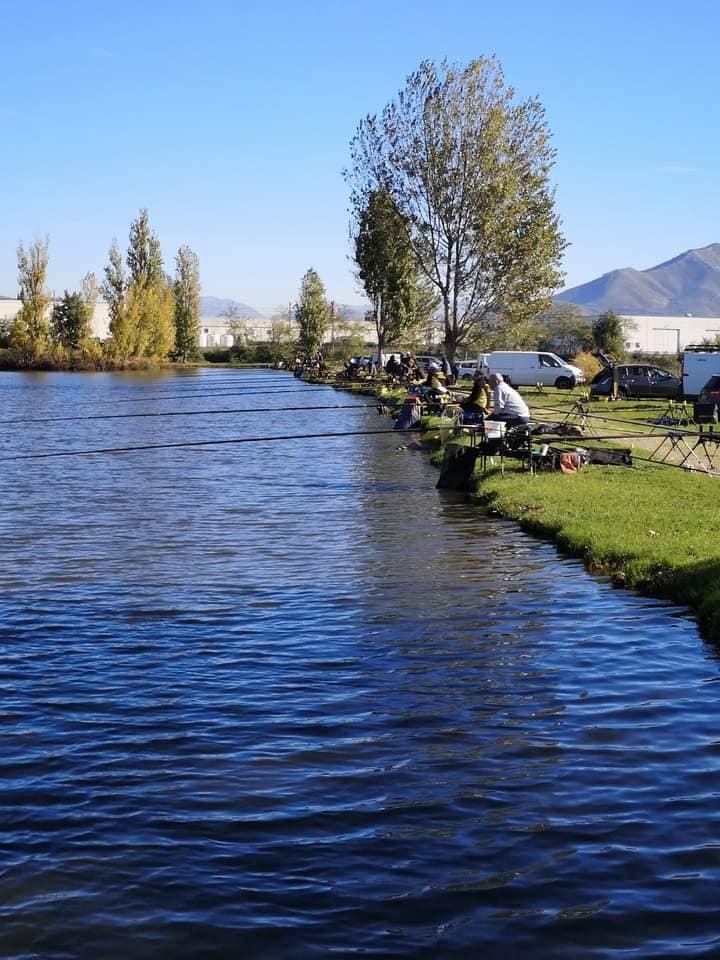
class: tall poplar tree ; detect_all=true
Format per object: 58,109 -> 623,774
102,239 -> 131,357
103,210 -> 174,359
173,245 -> 201,361
13,237 -> 51,358
354,189 -> 419,361
295,268 -> 330,355
347,57 -> 566,360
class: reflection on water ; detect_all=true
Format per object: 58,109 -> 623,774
1,369 -> 720,959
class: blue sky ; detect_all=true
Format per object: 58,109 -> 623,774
1,0 -> 719,314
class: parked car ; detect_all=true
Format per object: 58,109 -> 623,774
590,364 -> 682,399
415,354 -> 442,372
455,360 -> 480,379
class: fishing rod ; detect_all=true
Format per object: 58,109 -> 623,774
0,401 -> 379,427
17,384 -> 338,409
0,426 -> 419,463
530,401 -> 705,439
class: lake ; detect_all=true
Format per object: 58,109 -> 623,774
1,368 -> 719,959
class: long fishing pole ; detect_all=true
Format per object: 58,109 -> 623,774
531,401 -> 705,439
0,427 -> 419,463
22,384 -> 338,409
0,401 -> 380,426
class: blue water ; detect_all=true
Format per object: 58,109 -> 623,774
1,368 -> 719,959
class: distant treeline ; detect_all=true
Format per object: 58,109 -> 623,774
1,210 -> 201,370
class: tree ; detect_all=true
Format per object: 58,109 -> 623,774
173,245 -> 201,361
127,209 -> 163,291
592,310 -> 627,360
347,57 -> 566,360
13,237 -> 51,357
80,271 -> 99,338
51,290 -> 92,349
294,268 -> 330,355
102,210 -> 174,360
353,189 -> 419,360
268,310 -> 297,355
125,209 -> 173,358
224,305 -> 252,355
537,302 -> 592,355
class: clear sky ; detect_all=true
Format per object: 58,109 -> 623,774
1,0 -> 719,314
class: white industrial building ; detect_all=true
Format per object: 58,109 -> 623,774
621,315 -> 720,354
0,298 -> 111,338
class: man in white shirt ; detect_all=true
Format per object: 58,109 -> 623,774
488,373 -> 530,426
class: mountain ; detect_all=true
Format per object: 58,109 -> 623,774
200,296 -> 264,318
557,243 -> 720,316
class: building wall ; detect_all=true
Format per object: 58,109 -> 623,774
622,315 -> 720,354
0,298 -> 111,339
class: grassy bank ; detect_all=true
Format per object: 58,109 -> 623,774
472,460 -> 720,639
335,375 -> 720,641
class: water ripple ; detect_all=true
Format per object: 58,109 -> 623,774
0,369 -> 719,958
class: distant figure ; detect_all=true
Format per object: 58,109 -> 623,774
441,355 -> 453,382
385,355 -> 401,379
488,373 -> 530,426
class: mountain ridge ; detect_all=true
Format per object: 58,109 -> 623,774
557,243 -> 720,317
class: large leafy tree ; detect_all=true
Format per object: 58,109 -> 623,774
173,245 -> 201,361
12,237 -> 51,358
295,268 -> 330,355
354,189 -> 419,360
347,57 -> 566,360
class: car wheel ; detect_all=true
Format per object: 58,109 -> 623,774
555,376 -> 572,390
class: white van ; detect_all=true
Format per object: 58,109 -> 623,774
486,351 -> 584,389
681,346 -> 720,399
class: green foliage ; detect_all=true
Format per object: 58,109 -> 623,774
295,268 -> 330,355
173,245 -> 201,362
537,302 -> 593,355
12,237 -> 51,359
102,239 -> 127,343
628,351 -> 681,375
127,209 -> 164,290
592,310 -> 627,360
0,317 -> 11,348
347,56 -> 566,360
103,210 -> 174,360
354,189 -> 419,357
51,290 -> 92,349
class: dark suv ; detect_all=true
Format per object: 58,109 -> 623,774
590,364 -> 682,399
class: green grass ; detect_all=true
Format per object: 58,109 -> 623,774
473,459 -> 720,640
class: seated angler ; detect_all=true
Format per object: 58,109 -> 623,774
488,373 -> 530,426
460,375 -> 491,416
423,363 -> 447,394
